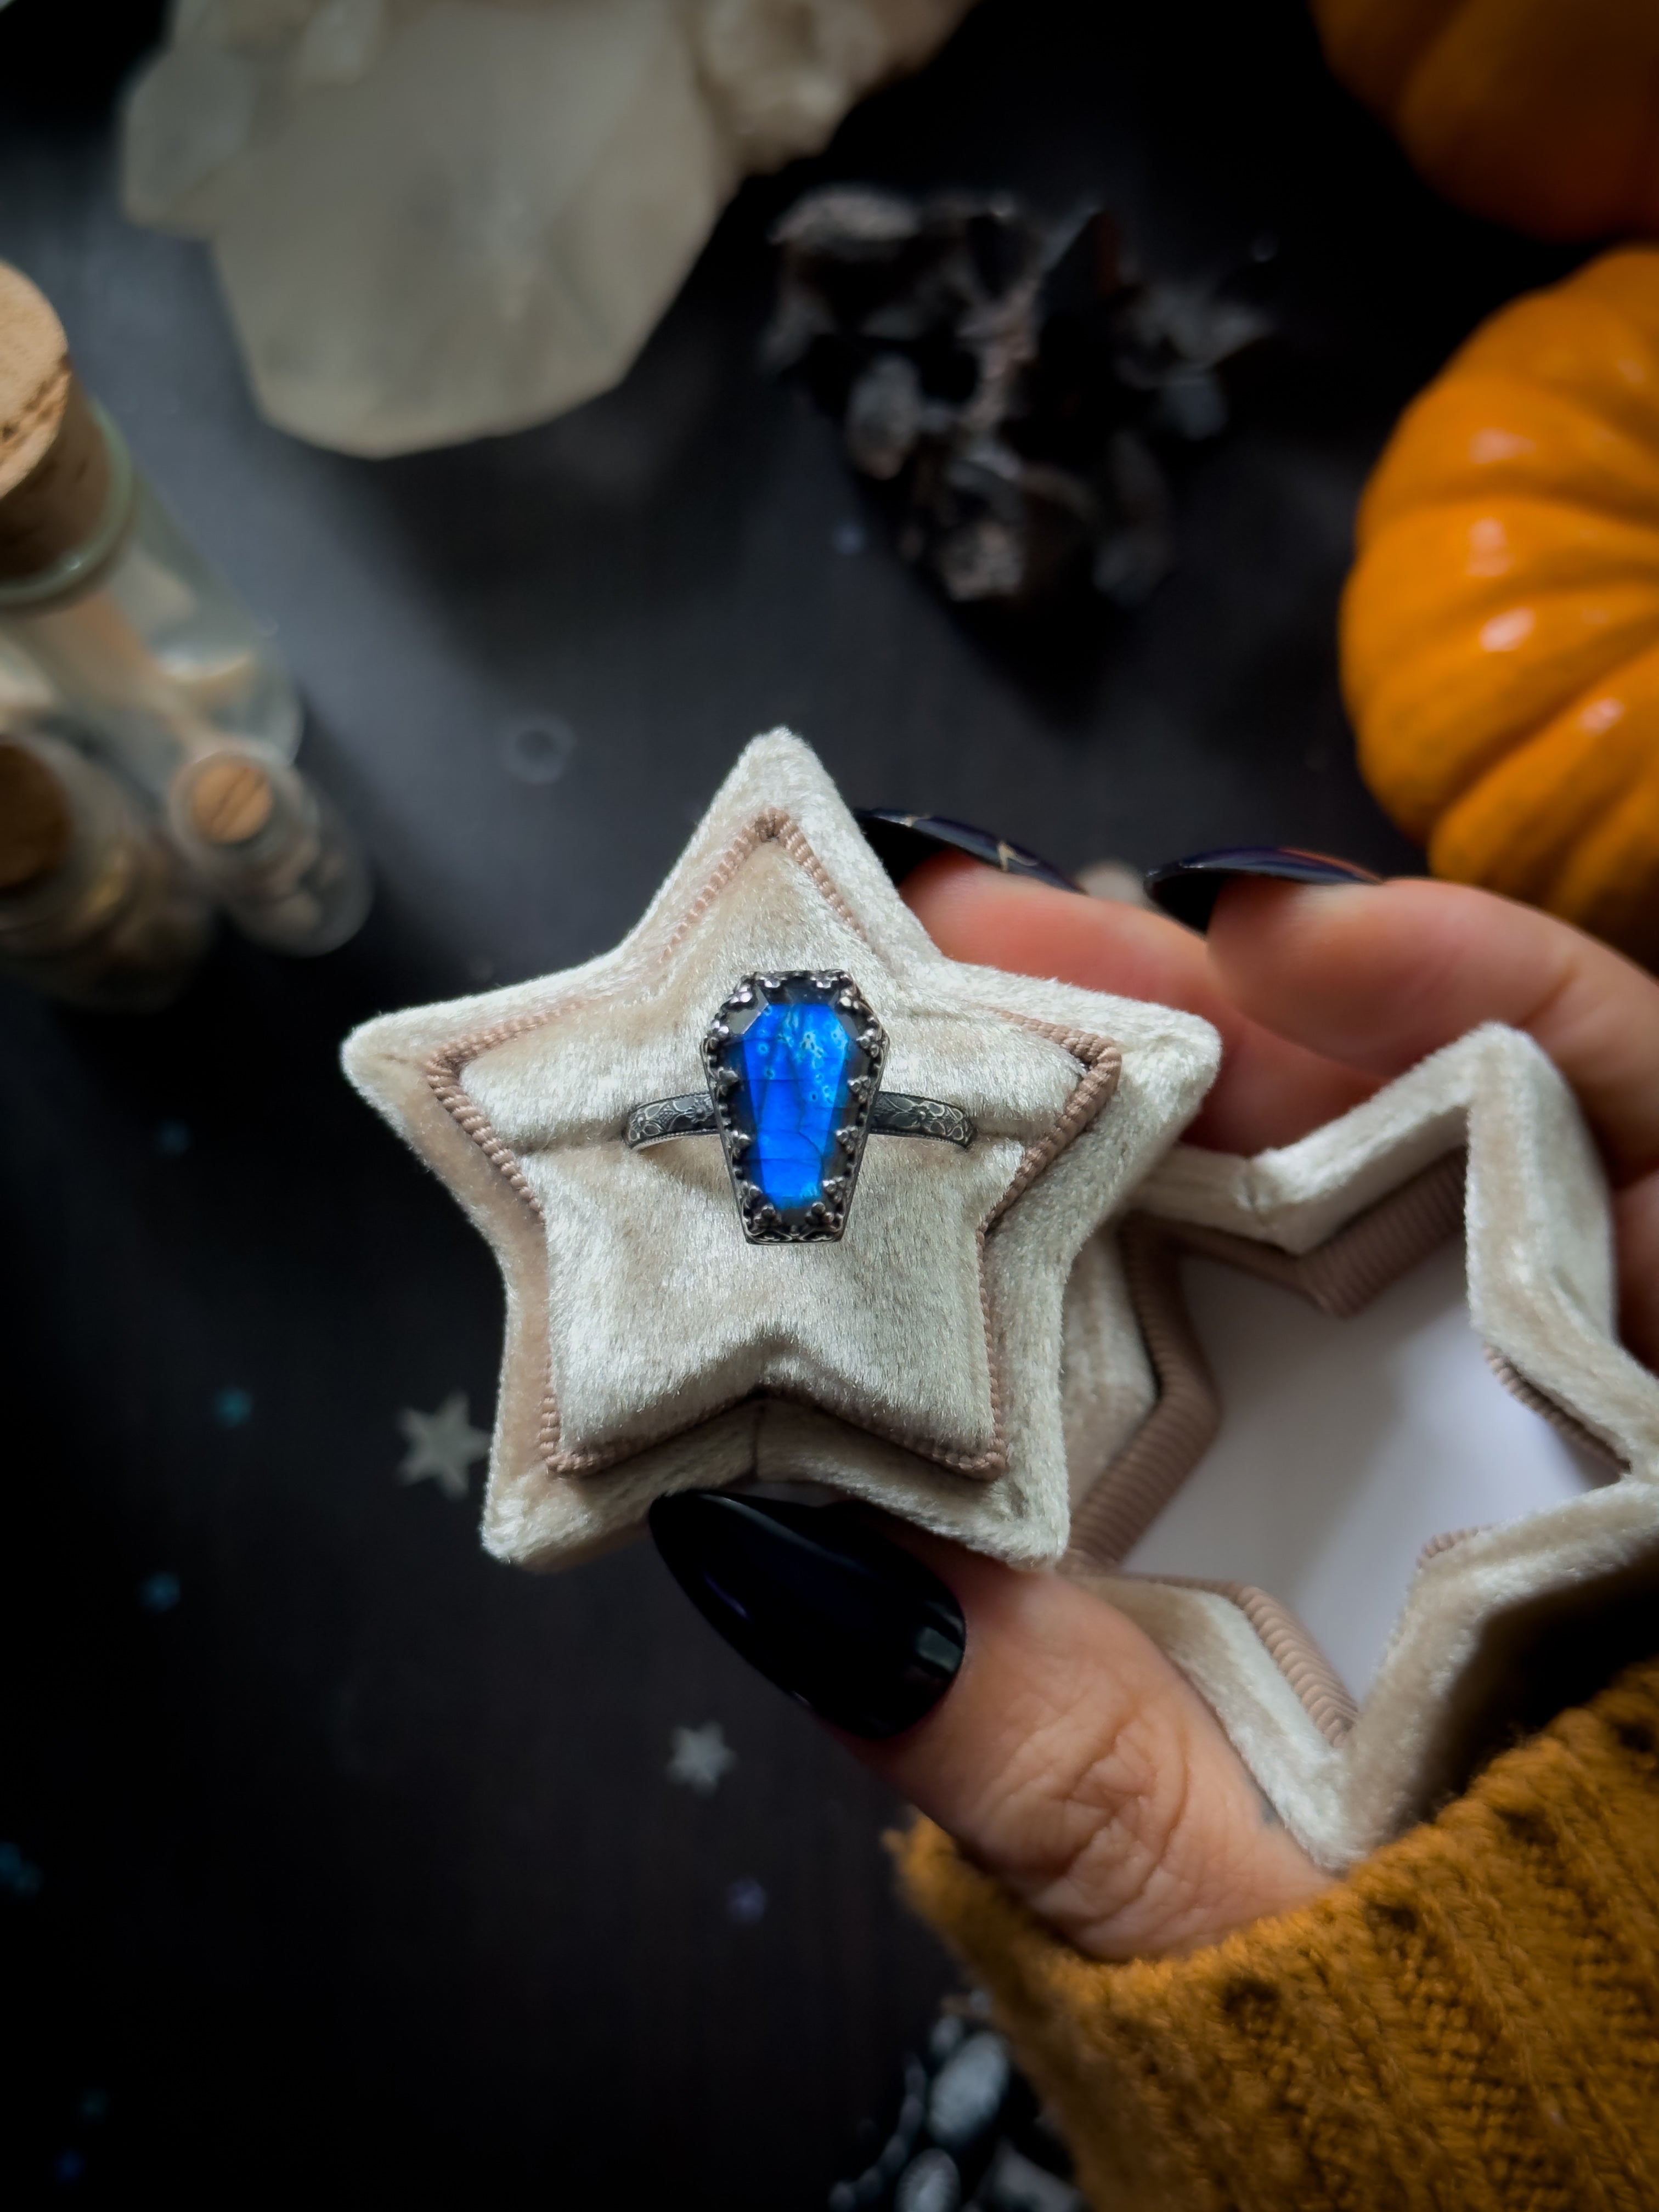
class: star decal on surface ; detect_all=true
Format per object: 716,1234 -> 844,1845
398,1391 -> 489,1501
346,733 -> 1217,1571
667,1722 -> 737,1796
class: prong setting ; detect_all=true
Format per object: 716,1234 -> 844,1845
701,970 -> 884,1243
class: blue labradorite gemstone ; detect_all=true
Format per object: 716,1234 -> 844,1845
706,971 -> 883,1241
738,1001 -> 855,1209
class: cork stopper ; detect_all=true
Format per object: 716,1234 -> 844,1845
0,738 -> 74,891
187,755 -> 275,845
0,261 -> 111,584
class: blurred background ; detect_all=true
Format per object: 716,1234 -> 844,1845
0,0 -> 1581,2202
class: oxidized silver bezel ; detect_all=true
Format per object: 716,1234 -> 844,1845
701,971 -> 885,1243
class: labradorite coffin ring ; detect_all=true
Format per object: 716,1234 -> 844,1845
625,970 -> 975,1245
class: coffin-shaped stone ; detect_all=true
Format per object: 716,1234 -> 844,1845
740,1001 -> 853,1206
703,972 -> 882,1242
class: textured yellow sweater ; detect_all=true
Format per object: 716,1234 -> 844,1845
899,1656 -> 1659,2210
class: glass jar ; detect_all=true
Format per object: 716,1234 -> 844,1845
0,403 -> 302,800
168,740 -> 371,956
0,725 -> 215,1012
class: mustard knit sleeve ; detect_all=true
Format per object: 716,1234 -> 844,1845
897,1656 -> 1659,2211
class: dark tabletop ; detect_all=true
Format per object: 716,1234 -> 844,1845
0,2 -> 1575,2203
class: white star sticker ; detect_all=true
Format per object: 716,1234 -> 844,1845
346,732 -> 1216,1569
667,1722 -> 737,1796
397,1391 -> 489,1501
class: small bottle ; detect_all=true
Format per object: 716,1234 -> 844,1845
0,726 -> 214,1012
0,258 -> 301,800
168,741 -> 371,955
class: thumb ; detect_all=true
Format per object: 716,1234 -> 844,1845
650,1492 -> 1329,1960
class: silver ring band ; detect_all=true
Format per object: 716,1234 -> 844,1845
628,1089 -> 974,1150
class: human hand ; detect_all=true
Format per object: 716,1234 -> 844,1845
913,859 -> 1659,1366
653,856 -> 1659,1962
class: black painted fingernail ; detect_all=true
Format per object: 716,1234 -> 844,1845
1144,846 -> 1382,932
857,809 -> 1080,893
649,1490 -> 966,1740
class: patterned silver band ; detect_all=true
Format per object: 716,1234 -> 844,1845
627,1090 -> 975,1151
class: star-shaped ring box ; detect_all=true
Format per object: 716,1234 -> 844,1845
345,733 -> 1659,1867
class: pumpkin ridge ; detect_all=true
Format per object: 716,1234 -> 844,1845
1353,495 -> 1659,614
1345,550 -> 1659,694
1451,292 -> 1659,430
1344,247 -> 1659,963
1348,585 -> 1659,836
1357,380 -> 1659,540
1311,10 -> 1659,242
1551,767 -> 1659,967
1430,646 -> 1659,905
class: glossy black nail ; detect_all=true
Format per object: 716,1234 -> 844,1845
649,1490 -> 966,1740
1144,845 -> 1383,932
857,809 -> 1080,894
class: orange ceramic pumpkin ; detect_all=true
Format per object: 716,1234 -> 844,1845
1310,0 -> 1659,241
1342,248 -> 1659,965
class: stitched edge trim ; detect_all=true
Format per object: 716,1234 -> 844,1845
420,807 -> 1120,1481
1067,1142 -> 1630,1745
1115,1570 -> 1359,1748
1070,1153 -> 1466,1747
1484,1350 -> 1624,1470
1417,1526 -> 1485,1567
1070,1150 -> 1471,1569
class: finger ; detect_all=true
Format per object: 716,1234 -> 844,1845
855,1531 -> 1331,1961
1208,876 -> 1659,1181
903,850 -> 1220,1013
651,1488 -> 1329,1959
1209,877 -> 1659,1366
902,854 -> 1377,1152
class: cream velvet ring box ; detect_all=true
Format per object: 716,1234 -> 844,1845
342,732 -> 1659,1870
